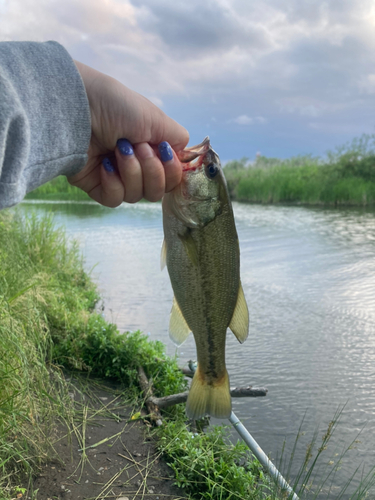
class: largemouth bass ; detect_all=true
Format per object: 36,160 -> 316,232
161,137 -> 249,420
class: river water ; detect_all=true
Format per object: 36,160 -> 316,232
19,200 -> 375,497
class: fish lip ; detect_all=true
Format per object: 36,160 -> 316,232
178,137 -> 211,165
178,137 -> 221,174
183,136 -> 210,152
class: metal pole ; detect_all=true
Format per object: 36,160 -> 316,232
186,362 -> 299,499
229,411 -> 299,500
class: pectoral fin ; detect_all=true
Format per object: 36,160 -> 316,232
169,297 -> 191,346
229,283 -> 249,344
160,239 -> 167,271
178,230 -> 199,267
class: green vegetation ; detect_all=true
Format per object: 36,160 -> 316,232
1,211 -> 374,499
225,135 -> 375,205
25,175 -> 91,201
24,134 -> 375,206
0,211 -> 96,498
156,422 -> 271,499
53,321 -> 188,411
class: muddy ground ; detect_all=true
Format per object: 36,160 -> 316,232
32,378 -> 188,500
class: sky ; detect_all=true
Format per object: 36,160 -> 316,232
1,0 -> 375,161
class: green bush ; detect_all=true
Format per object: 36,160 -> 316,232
52,320 -> 187,405
157,423 -> 270,500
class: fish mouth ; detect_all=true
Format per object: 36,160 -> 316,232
178,137 -> 211,171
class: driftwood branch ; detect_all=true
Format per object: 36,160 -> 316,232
138,366 -> 163,426
180,367 -> 195,378
149,386 -> 268,409
143,359 -> 268,417
230,386 -> 268,397
149,392 -> 189,408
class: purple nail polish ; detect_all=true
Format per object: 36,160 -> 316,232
158,141 -> 173,162
117,138 -> 134,156
103,157 -> 115,173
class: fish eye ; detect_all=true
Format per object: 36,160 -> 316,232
206,163 -> 218,179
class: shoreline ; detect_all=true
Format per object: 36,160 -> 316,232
3,208 -> 374,499
0,210 -> 274,500
23,195 -> 375,210
25,172 -> 375,208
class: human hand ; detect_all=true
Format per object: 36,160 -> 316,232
68,60 -> 189,207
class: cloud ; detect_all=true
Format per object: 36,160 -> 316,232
1,0 -> 375,158
131,0 -> 272,56
3,0 -> 375,100
233,115 -> 253,125
231,115 -> 267,125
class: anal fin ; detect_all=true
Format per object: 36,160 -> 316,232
229,283 -> 249,344
169,296 -> 191,346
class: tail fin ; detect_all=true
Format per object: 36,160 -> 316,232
186,365 -> 231,420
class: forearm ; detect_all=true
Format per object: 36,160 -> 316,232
0,41 -> 91,209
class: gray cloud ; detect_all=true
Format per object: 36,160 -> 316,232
1,0 -> 375,158
130,0 -> 272,56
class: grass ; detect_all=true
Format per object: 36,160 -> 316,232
156,422 -> 271,499
273,408 -> 375,499
0,210 -> 95,498
0,210 -> 374,499
224,134 -> 375,205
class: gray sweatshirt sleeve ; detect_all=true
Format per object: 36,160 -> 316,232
0,41 -> 91,209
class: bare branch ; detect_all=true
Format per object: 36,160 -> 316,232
148,386 -> 268,409
138,366 -> 163,426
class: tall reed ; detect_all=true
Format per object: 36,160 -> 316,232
225,135 -> 375,205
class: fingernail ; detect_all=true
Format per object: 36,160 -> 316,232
103,157 -> 115,173
158,141 -> 173,162
117,138 -> 134,156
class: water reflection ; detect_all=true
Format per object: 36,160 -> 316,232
18,200 -> 375,496
23,199 -> 115,218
